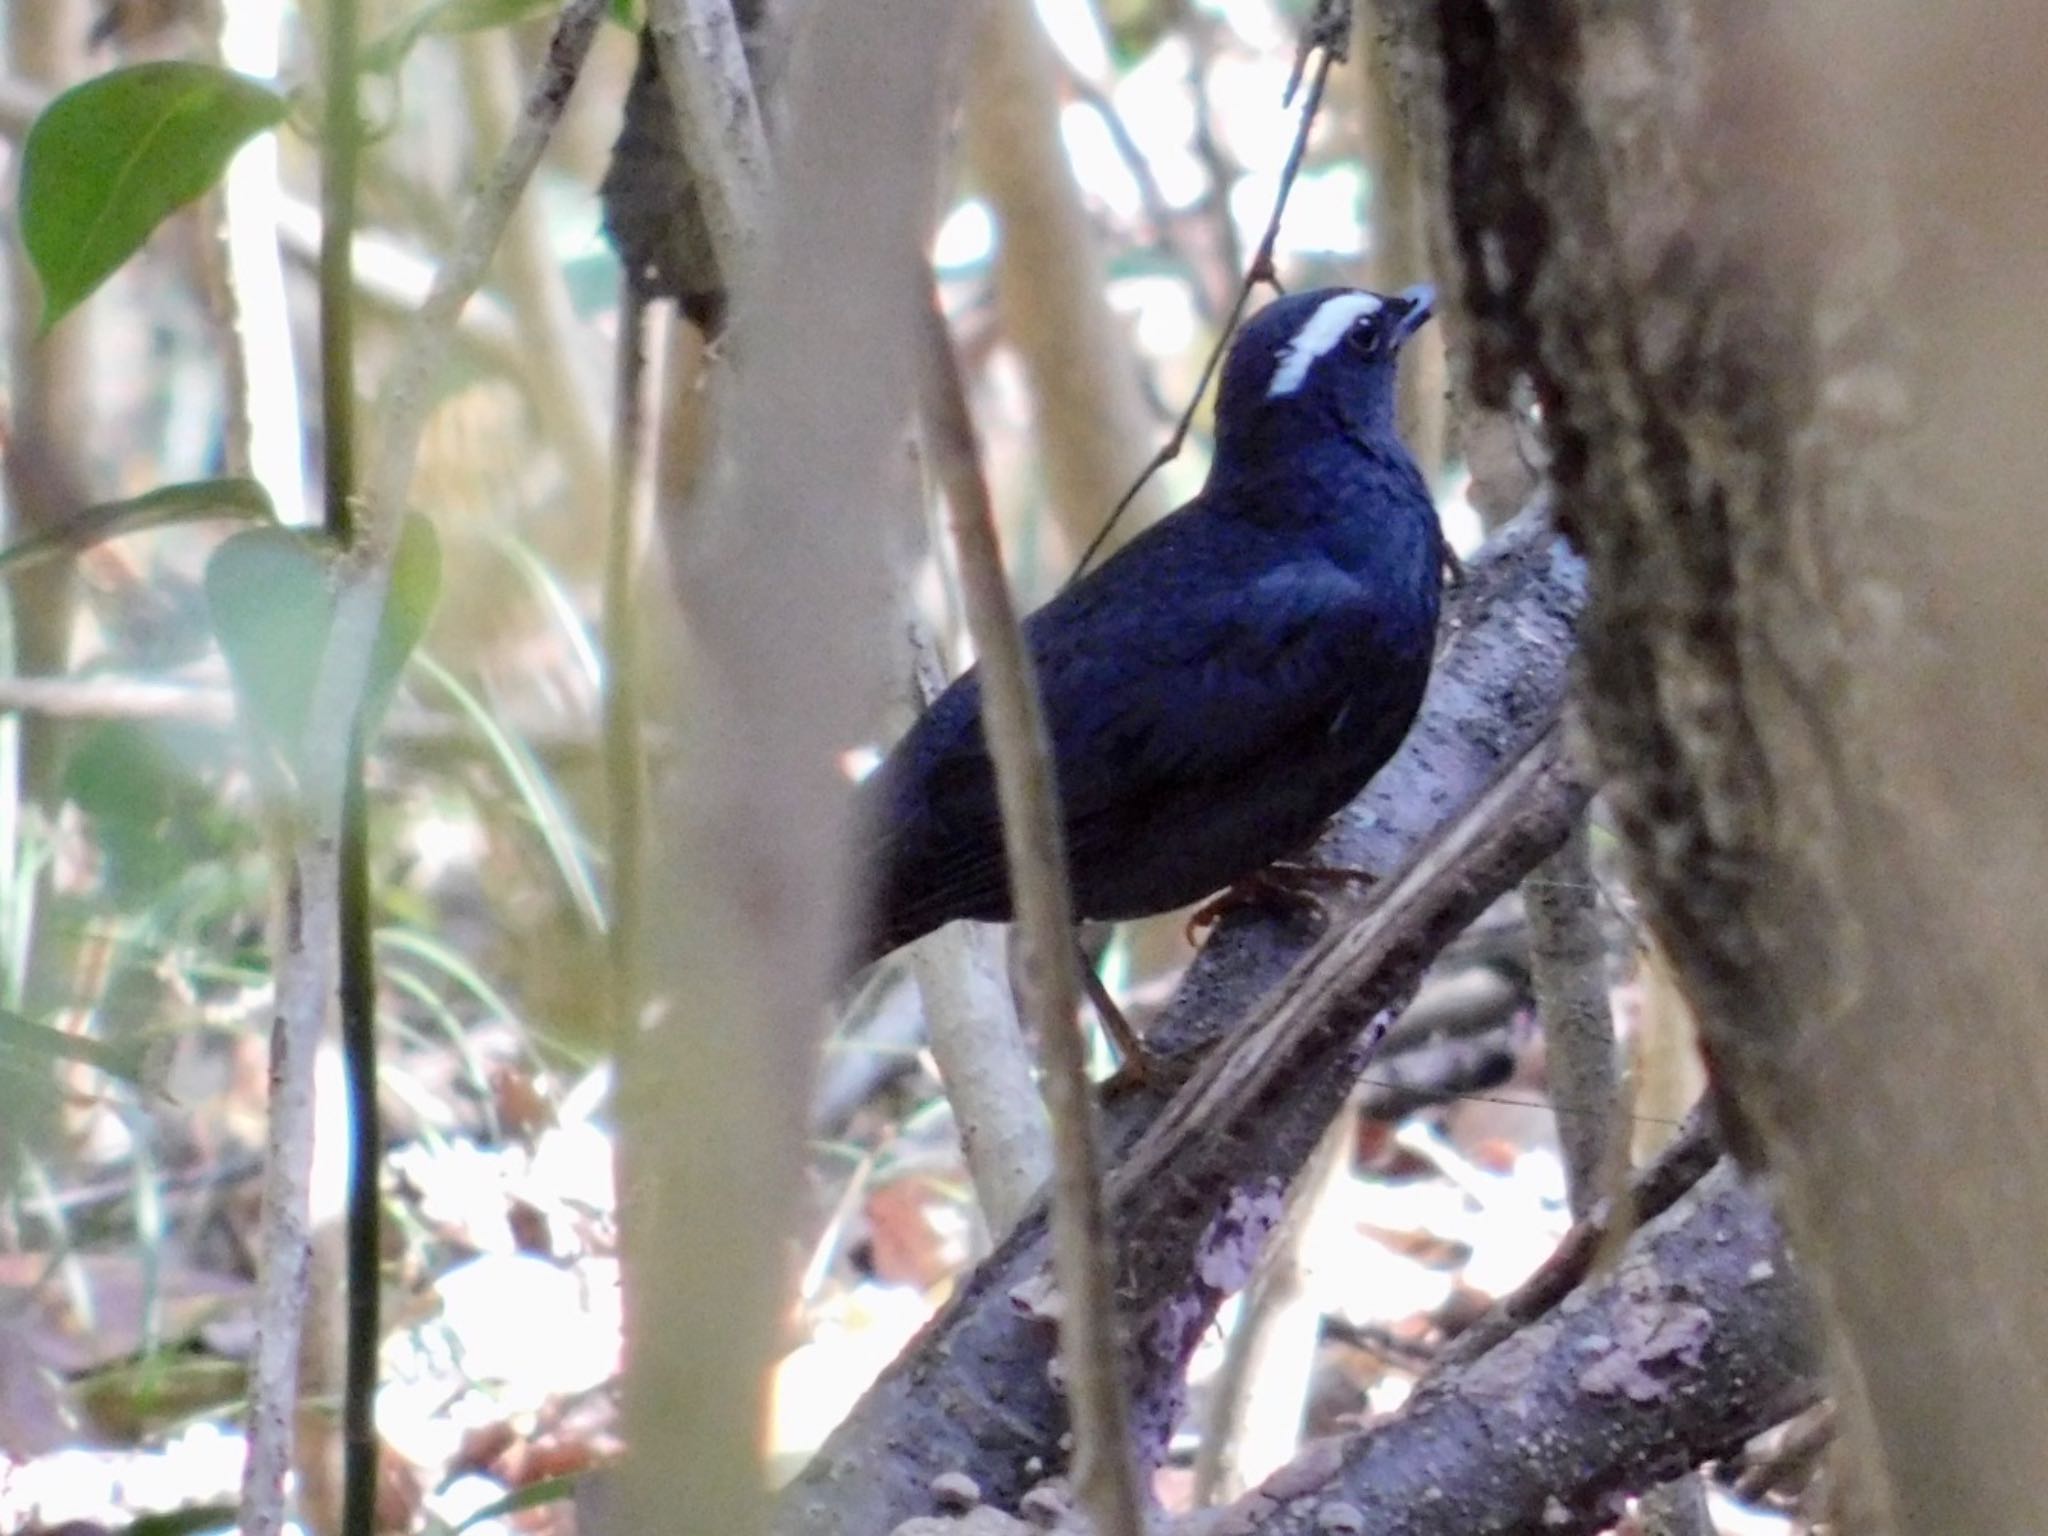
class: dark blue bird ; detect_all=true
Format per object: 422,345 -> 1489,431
855,285 -> 1442,967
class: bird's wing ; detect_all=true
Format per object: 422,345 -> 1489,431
869,559 -> 1413,940
1048,560 -> 1402,856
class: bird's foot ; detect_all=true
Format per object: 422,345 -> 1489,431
1184,861 -> 1378,944
1080,960 -> 1163,1086
1441,536 -> 1468,590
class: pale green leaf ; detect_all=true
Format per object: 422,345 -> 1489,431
0,477 -> 274,579
20,64 -> 288,327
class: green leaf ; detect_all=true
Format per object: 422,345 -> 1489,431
366,513 -> 443,735
121,1506 -> 239,1536
365,0 -> 566,73
0,477 -> 273,580
0,1008 -> 151,1087
452,1472 -> 584,1533
204,526 -> 333,765
412,654 -> 605,934
65,722 -> 242,902
20,63 -> 288,328
205,515 -> 442,774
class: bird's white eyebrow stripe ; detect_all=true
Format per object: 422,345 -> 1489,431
1266,293 -> 1383,398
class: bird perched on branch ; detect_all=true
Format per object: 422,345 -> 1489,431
854,285 -> 1443,971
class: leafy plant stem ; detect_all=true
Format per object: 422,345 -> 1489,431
321,0 -> 361,547
316,2 -> 382,1532
338,728 -> 379,1536
238,9 -> 604,1532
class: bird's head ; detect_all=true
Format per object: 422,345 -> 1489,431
1213,285 -> 1435,462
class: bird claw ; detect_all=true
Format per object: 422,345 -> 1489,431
1080,952 -> 1159,1084
1441,537 -> 1468,590
1184,861 -> 1377,944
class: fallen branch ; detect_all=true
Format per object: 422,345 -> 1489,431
1192,1162 -> 1821,1536
878,1162 -> 1820,1536
1432,1103 -> 1721,1373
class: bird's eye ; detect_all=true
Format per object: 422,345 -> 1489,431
1346,316 -> 1382,354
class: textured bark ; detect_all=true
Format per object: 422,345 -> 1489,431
1194,1163 -> 1820,1536
1524,819 -> 1620,1219
1388,2 -> 2048,1529
776,508 -> 1585,1536
865,1158 -> 1819,1536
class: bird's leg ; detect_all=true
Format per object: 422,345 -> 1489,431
1184,860 -> 1377,944
1440,530 -> 1467,589
1076,941 -> 1152,1084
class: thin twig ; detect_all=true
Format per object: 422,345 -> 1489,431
900,610 -> 1048,1241
644,0 -> 771,310
238,9 -> 608,1533
1053,52 -> 1221,325
914,921 -> 1051,1242
272,196 -> 531,380
1528,823 -> 1714,1536
1735,1400 -> 1838,1503
916,275 -> 1142,1536
458,29 -> 610,503
1069,41 -> 1341,580
1429,1103 -> 1721,1374
240,0 -> 366,1524
319,0 -> 361,547
302,0 -> 607,810
603,280 -> 656,1041
238,834 -> 337,1536
1524,817 -> 1622,1217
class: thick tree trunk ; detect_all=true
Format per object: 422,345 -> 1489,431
1388,2 -> 2048,1529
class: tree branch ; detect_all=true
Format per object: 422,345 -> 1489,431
643,0 -> 771,309
963,0 -> 1172,560
916,276 -> 1143,1536
1433,1104 -> 1720,1373
777,504 -> 1588,1536
1524,819 -> 1622,1219
458,28 -> 611,504
1192,1163 -> 1821,1536
1071,5 -> 1353,577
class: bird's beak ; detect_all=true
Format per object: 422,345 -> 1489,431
1392,283 -> 1436,344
